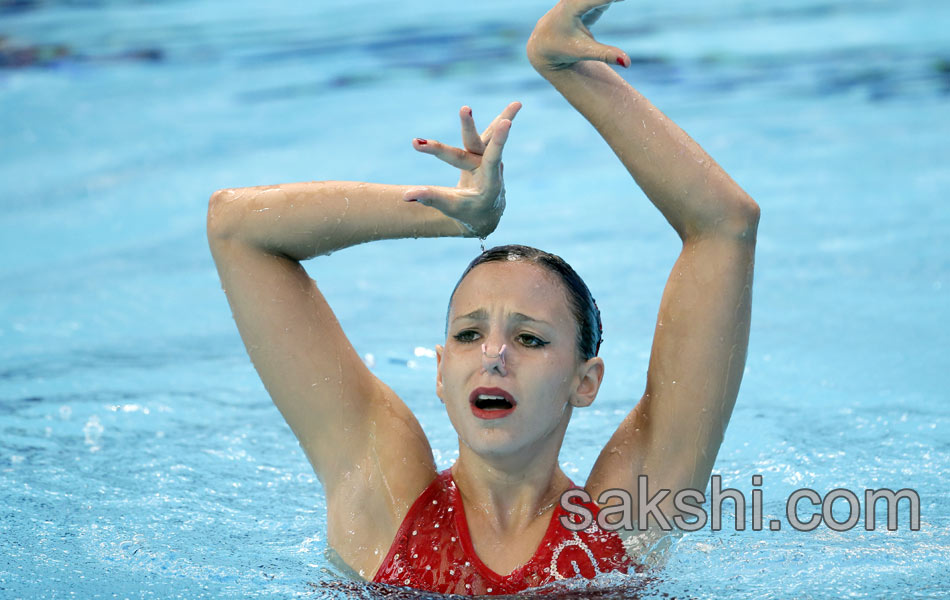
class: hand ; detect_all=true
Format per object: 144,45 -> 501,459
404,101 -> 521,238
526,0 -> 631,73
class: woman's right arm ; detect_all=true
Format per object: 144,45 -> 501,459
206,180 -> 459,486
206,102 -> 518,576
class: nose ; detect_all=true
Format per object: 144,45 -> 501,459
481,343 -> 508,376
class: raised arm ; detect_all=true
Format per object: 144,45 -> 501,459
206,102 -> 519,577
527,1 -> 759,520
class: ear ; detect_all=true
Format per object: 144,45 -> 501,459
435,344 -> 445,403
569,357 -> 604,408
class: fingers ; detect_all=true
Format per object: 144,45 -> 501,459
412,101 -> 519,173
402,185 -> 456,212
459,106 -> 483,154
480,118 -> 511,172
580,4 -> 609,27
574,37 -> 630,67
569,0 -> 630,66
498,101 -> 523,123
479,101 -> 523,146
411,137 -> 478,170
572,0 -> 623,17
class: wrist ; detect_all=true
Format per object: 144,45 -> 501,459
526,33 -> 561,77
527,48 -> 561,79
528,52 -> 585,83
416,205 -> 480,239
454,219 -> 479,238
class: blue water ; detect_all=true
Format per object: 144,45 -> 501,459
1,0 -> 948,597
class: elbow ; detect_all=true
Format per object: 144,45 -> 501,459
206,188 -> 240,243
700,194 -> 760,243
730,196 -> 760,242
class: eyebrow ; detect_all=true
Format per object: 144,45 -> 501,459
451,309 -> 551,328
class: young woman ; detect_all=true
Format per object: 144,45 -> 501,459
206,0 -> 758,594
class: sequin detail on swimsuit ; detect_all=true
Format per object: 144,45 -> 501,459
373,469 -> 637,595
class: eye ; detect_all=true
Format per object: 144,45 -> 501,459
517,333 -> 548,348
453,329 -> 481,343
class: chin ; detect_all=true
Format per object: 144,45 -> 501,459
447,403 -> 570,461
458,424 -> 528,457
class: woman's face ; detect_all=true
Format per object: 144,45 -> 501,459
436,260 -> 603,459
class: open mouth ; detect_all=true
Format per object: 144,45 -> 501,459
469,387 -> 517,420
474,395 -> 514,411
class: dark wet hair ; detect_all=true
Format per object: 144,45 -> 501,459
446,244 -> 603,360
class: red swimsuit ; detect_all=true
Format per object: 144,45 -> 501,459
373,469 -> 637,595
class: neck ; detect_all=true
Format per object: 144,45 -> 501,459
451,415 -> 573,534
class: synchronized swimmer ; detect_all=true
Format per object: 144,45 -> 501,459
207,0 -> 759,594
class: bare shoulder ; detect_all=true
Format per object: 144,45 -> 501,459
207,230 -> 438,576
320,380 -> 439,579
585,402 -> 650,502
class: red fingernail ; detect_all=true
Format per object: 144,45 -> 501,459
404,198 -> 418,202
415,138 -> 427,145
467,108 -> 473,117
617,56 -> 628,67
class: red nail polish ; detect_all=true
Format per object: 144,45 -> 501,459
415,138 -> 427,145
405,198 -> 418,202
467,108 -> 473,117
617,56 -> 628,67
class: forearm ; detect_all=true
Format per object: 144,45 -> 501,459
539,62 -> 757,239
206,180 -> 470,260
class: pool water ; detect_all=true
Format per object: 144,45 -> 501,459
1,0 -> 948,597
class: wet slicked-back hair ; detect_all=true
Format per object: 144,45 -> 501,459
446,244 -> 603,360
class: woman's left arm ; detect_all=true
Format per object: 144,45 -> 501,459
528,1 -> 759,512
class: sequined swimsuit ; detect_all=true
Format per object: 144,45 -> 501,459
372,469 -> 636,595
